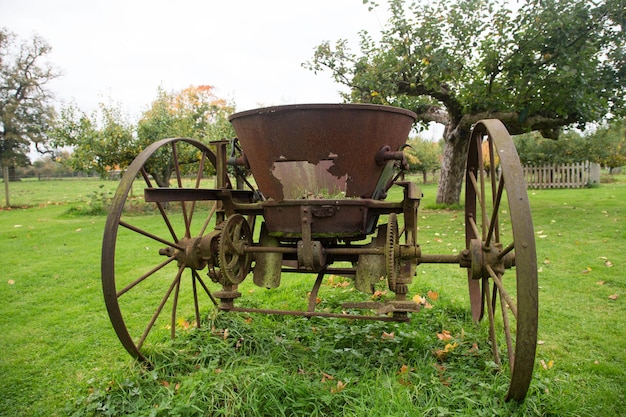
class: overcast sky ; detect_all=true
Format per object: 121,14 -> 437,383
1,0 -> 389,119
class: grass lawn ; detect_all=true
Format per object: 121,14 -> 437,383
0,176 -> 624,416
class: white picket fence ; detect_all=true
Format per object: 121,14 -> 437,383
522,161 -> 600,189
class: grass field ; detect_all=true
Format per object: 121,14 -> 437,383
0,176 -> 624,416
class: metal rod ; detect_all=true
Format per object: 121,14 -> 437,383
281,268 -> 357,275
418,254 -> 461,264
222,306 -> 410,322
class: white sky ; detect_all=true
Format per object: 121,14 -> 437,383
1,0 -> 389,119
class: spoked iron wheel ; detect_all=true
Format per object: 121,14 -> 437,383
464,120 -> 538,401
102,138 -> 229,361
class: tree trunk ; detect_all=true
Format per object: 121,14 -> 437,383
8,165 -> 20,182
3,166 -> 10,207
436,133 -> 469,205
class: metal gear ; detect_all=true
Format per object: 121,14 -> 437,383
385,213 -> 400,292
218,214 -> 253,285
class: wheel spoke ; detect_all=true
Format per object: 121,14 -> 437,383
468,216 -> 481,241
500,292 -> 515,370
137,264 -> 185,350
483,277 -> 501,366
171,270 -> 182,339
188,151 -> 208,228
119,220 -> 184,251
478,138 -> 488,238
468,171 -> 483,212
198,202 -> 217,238
192,271 -> 201,327
117,256 -> 176,298
171,142 -> 192,239
498,241 -> 515,260
141,167 -> 179,243
486,265 -> 518,319
192,269 -> 218,306
486,175 -> 505,247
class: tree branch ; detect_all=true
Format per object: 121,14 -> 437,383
457,111 -> 580,139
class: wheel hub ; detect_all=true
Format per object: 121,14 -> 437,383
469,239 -> 515,280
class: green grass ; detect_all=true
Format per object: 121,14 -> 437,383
0,177 -> 625,416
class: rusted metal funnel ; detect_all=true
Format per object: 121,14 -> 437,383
229,104 -> 416,201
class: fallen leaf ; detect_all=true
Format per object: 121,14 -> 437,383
437,330 -> 452,341
427,290 -> 439,301
540,359 -> 554,370
223,328 -> 230,340
7,279 -> 15,285
444,342 -> 458,352
381,331 -> 395,340
75,228 -> 82,232
581,267 -> 592,274
397,364 -> 413,375
321,372 -> 334,383
544,258 -> 550,265
537,340 -> 545,345
608,293 -> 619,300
14,224 -> 22,228
538,235 -> 548,239
371,290 -> 386,300
412,294 -> 426,304
331,380 -> 346,394
604,261 -> 614,267
596,280 -> 606,285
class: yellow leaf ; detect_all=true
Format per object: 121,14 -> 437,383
412,294 -> 426,304
444,342 -> 458,352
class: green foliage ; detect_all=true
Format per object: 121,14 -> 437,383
0,28 -> 58,168
404,136 -> 442,182
514,120 -> 626,169
51,101 -> 139,178
513,130 -> 592,166
135,85 -> 235,186
52,85 -> 235,186
589,117 -> 626,170
308,0 -> 625,129
65,184 -> 112,216
306,0 -> 626,204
